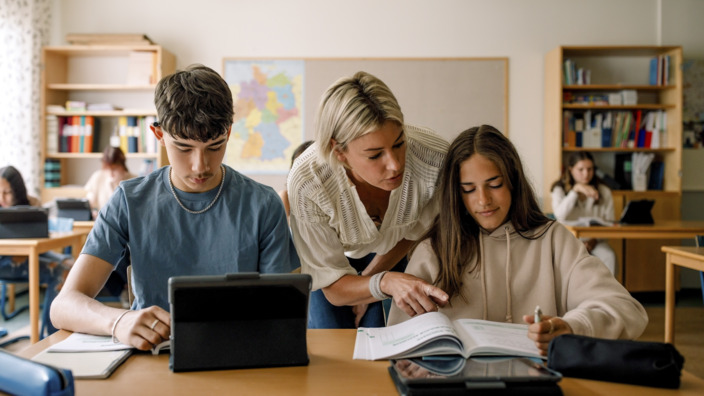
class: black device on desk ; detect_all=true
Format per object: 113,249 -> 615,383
388,357 -> 562,395
168,272 -> 312,372
619,199 -> 655,224
0,206 -> 49,238
56,198 -> 92,221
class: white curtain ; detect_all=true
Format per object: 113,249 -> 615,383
0,0 -> 51,197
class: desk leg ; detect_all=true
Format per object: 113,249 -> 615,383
28,247 -> 40,344
664,254 -> 675,344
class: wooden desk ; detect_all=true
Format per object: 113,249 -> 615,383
17,330 -> 704,395
662,246 -> 704,344
565,221 -> 704,240
565,221 -> 704,290
71,220 -> 94,252
0,230 -> 88,343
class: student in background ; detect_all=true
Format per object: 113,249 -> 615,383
84,145 -> 136,306
288,71 -> 450,329
278,140 -> 313,217
84,145 -> 136,218
550,151 -> 616,275
387,125 -> 647,356
0,165 -> 74,336
51,65 -> 300,351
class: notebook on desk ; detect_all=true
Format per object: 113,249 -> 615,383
168,272 -> 312,372
619,199 -> 655,225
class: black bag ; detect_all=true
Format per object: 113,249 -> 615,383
547,334 -> 684,389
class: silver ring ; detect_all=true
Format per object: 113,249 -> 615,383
150,319 -> 159,330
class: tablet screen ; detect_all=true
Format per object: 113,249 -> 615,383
391,357 -> 561,385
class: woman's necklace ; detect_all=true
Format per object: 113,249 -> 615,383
168,165 -> 225,214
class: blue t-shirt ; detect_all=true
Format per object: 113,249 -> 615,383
82,165 -> 299,310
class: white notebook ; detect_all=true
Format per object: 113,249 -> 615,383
32,349 -> 132,379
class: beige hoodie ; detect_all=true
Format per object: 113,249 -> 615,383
388,221 -> 648,340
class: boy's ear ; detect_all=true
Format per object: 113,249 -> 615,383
150,124 -> 165,146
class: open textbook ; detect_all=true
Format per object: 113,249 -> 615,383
353,312 -> 543,361
31,333 -> 170,379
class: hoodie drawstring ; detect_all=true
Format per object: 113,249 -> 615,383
480,232 -> 488,321
504,225 -> 513,323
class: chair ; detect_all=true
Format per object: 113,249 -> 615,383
0,282 -> 31,346
1,282 -> 29,320
695,235 -> 704,304
0,278 -> 53,348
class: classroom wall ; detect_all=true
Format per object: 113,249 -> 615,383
50,0 -> 704,200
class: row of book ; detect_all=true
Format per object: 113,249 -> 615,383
46,115 -> 159,154
47,115 -> 97,153
563,59 -> 591,85
563,110 -> 667,149
114,116 -> 159,154
649,55 -> 671,86
44,159 -> 61,188
563,90 -> 638,106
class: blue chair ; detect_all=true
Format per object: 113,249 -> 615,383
696,235 -> 704,304
0,279 -> 53,348
1,282 -> 29,320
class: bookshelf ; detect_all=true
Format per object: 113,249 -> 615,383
544,46 -> 683,292
40,45 -> 176,197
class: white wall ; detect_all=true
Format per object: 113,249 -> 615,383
51,0 -> 704,196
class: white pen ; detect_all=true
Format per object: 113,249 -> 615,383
534,305 -> 542,323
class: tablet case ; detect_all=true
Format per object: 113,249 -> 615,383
0,206 -> 49,238
168,272 -> 312,372
56,198 -> 92,221
619,199 -> 655,224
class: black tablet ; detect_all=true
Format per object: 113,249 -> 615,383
619,199 -> 655,224
56,198 -> 92,221
168,272 -> 311,372
0,207 -> 49,238
389,357 -> 562,395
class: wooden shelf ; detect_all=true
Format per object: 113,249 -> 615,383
44,45 -> 163,55
562,147 -> 675,153
563,84 -> 676,91
41,44 -> 175,188
48,110 -> 157,117
46,152 -> 158,160
562,104 -> 675,110
47,84 -> 156,91
544,45 -> 683,293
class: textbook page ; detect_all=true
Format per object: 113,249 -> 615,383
353,311 -> 463,360
453,319 -> 543,359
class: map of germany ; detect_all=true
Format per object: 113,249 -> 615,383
224,60 -> 304,173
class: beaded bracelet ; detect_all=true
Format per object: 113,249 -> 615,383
111,310 -> 131,344
369,271 -> 391,300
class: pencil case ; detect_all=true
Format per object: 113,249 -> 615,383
0,349 -> 75,396
546,334 -> 684,389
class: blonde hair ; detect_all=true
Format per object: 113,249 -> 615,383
314,71 -> 404,164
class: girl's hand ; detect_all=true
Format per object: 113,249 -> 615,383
573,184 -> 599,200
523,314 -> 573,356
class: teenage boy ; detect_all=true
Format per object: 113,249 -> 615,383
51,64 -> 300,350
